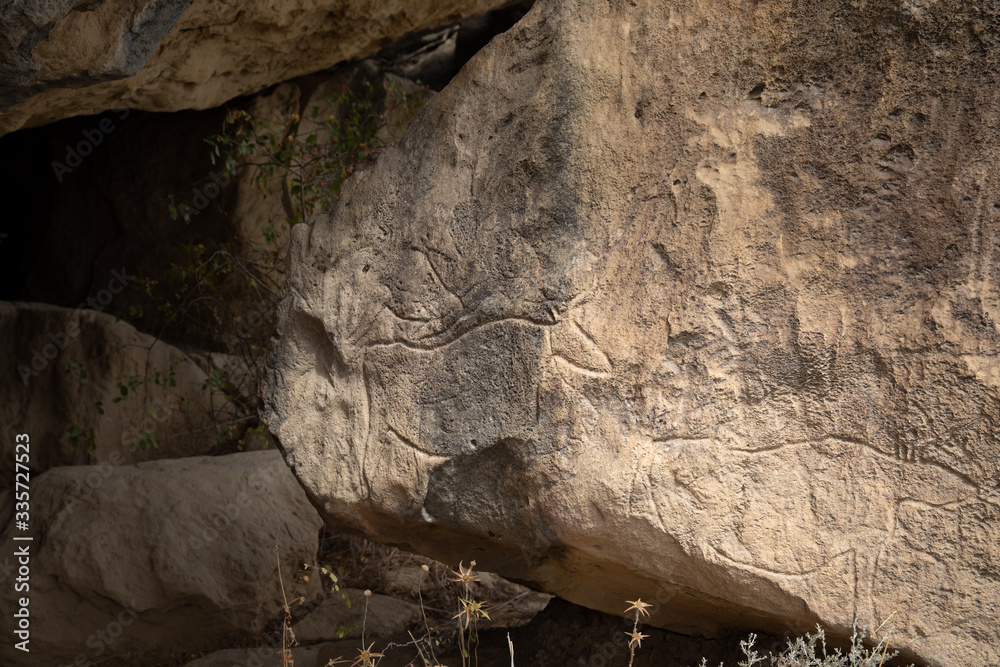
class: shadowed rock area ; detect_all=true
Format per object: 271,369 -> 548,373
261,1 -> 1000,665
0,0 -> 513,136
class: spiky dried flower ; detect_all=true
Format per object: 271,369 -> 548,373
448,560 -> 481,586
626,630 -> 649,650
624,598 -> 653,619
351,642 -> 384,667
453,598 -> 491,629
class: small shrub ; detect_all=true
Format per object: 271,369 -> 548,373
693,615 -> 914,667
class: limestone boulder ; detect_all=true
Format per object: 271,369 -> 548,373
0,302 -> 231,478
0,450 -> 322,665
0,0 -> 512,136
261,1 -> 1000,665
226,63 -> 435,296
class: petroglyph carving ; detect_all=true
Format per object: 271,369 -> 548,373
262,1 -> 1000,663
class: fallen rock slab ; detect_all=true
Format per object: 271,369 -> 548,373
0,450 -> 322,665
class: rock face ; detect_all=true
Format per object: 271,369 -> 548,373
261,1 -> 1000,665
0,0 -> 512,136
0,450 -> 322,665
0,302 -> 228,478
293,589 -> 422,642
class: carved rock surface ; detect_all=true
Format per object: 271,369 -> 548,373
262,1 -> 1000,664
0,450 -> 322,665
0,0 -> 508,136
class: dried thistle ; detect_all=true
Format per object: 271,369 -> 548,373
448,560 -> 481,587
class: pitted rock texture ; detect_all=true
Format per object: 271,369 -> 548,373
262,1 -> 1000,665
0,0 -> 509,136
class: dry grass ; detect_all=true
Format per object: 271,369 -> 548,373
84,534 -> 917,667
